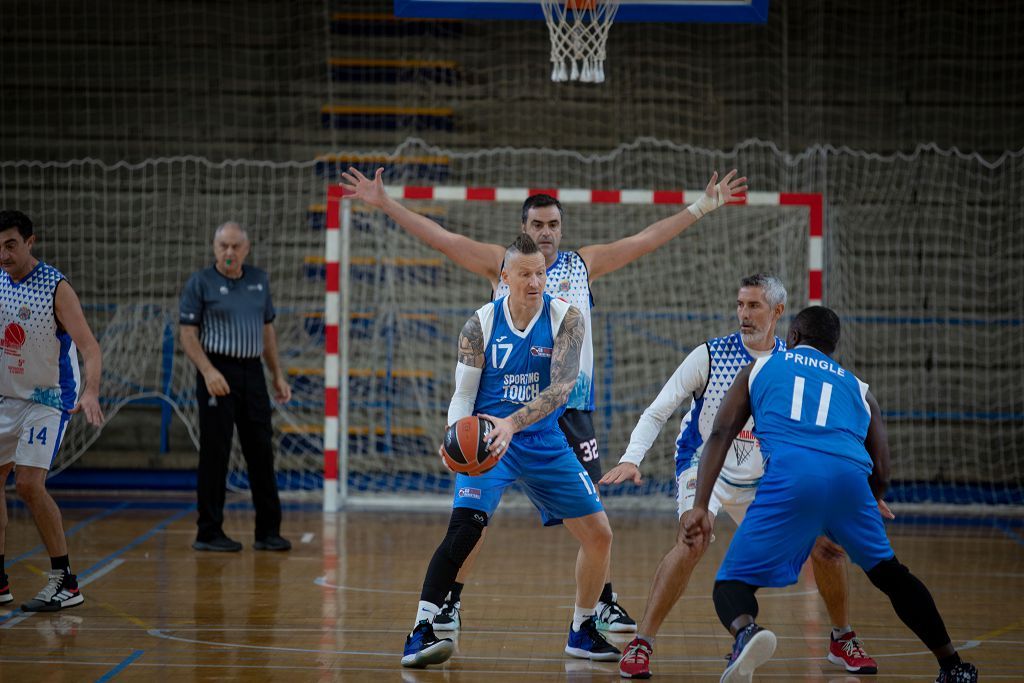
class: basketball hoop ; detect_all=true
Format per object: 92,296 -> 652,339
541,0 -> 620,83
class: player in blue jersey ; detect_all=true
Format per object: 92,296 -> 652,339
0,210 -> 104,612
341,165 -> 746,633
681,306 -> 977,683
603,275 -> 879,678
401,235 -> 619,668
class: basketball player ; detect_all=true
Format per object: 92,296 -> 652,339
682,306 -> 976,683
603,274 -> 881,678
341,165 -> 746,633
0,210 -> 104,612
401,235 -> 618,668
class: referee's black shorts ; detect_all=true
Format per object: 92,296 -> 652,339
558,408 -> 602,483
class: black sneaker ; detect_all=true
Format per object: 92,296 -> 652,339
597,592 -> 637,633
721,623 -> 777,682
565,615 -> 621,661
433,594 -> 461,631
0,573 -> 12,605
254,535 -> 292,551
192,535 -> 243,552
936,662 -> 978,682
401,619 -> 455,668
21,570 -> 84,612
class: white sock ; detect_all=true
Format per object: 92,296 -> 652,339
572,605 -> 596,631
414,600 -> 440,629
832,625 -> 853,639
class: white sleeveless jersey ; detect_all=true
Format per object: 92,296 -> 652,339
0,262 -> 80,411
494,250 -> 594,411
675,332 -> 786,486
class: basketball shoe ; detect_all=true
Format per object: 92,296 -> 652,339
565,615 -> 621,661
432,594 -> 461,631
827,630 -> 878,674
721,623 -> 777,683
401,619 -> 455,668
597,592 -> 637,632
0,573 -> 12,604
935,662 -> 978,682
619,637 -> 653,678
21,570 -> 84,612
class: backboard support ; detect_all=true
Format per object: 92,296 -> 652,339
393,0 -> 770,23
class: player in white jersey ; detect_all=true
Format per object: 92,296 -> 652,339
0,210 -> 104,612
341,165 -> 747,633
602,274 -> 884,679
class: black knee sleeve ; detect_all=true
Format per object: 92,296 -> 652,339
867,556 -> 951,651
420,509 -> 487,606
713,580 -> 759,631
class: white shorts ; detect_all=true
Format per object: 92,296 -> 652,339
0,396 -> 70,471
676,464 -> 758,524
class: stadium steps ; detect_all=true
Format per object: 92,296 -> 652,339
329,12 -> 464,39
280,422 -> 432,455
302,311 -> 443,343
319,104 -> 454,131
313,153 -> 450,181
303,255 -> 444,283
306,200 -> 448,230
329,57 -> 459,85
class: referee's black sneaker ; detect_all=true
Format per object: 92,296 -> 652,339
254,535 -> 292,551
192,535 -> 243,552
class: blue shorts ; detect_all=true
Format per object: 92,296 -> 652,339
452,429 -> 604,526
717,449 -> 894,587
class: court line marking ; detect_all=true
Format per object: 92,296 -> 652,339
93,649 -> 144,683
6,501 -> 131,567
0,558 -> 125,630
992,519 -> 1024,548
0,504 -> 193,628
312,576 -> 819,600
146,628 -> 982,665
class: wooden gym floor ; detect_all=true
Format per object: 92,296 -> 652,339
0,492 -> 1021,681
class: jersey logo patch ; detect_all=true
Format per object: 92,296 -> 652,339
733,429 -> 759,466
17,306 -> 31,320
2,322 -> 26,356
558,279 -> 571,292
458,487 -> 481,499
530,346 -> 553,357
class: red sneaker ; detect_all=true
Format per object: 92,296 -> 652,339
0,573 -> 12,604
827,631 -> 878,674
619,637 -> 653,679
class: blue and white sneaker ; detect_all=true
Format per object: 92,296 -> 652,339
721,623 -> 776,682
433,594 -> 461,631
401,619 -> 455,668
565,615 -> 621,661
596,592 -> 637,633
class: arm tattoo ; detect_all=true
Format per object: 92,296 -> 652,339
509,306 -> 583,431
457,314 -> 485,368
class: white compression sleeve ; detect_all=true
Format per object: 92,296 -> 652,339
447,363 -> 482,425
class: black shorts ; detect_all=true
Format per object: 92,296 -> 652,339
558,408 -> 602,483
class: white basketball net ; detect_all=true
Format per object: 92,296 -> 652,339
541,0 -> 620,83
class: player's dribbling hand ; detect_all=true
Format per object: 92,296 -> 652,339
599,462 -> 642,486
477,413 -> 514,460
680,508 -> 712,548
70,391 -> 104,427
876,498 -> 896,520
203,368 -> 230,397
339,167 -> 387,208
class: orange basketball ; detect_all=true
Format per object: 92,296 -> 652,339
440,416 -> 498,476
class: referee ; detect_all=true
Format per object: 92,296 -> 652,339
179,221 -> 292,552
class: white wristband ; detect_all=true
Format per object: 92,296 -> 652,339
686,185 -> 724,219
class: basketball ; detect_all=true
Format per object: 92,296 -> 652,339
440,416 -> 498,476
3,323 -> 26,349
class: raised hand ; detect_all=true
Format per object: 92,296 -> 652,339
339,166 -> 388,208
687,169 -> 749,219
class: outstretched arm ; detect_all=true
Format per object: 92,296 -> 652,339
54,281 -> 104,426
578,170 -> 747,281
479,306 -> 583,456
340,167 -> 506,285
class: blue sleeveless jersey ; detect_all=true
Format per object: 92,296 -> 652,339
474,293 -> 565,436
749,345 -> 873,473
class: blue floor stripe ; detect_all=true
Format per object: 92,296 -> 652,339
78,506 -> 196,579
94,649 -> 144,683
992,520 -> 1024,548
6,501 -> 131,567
